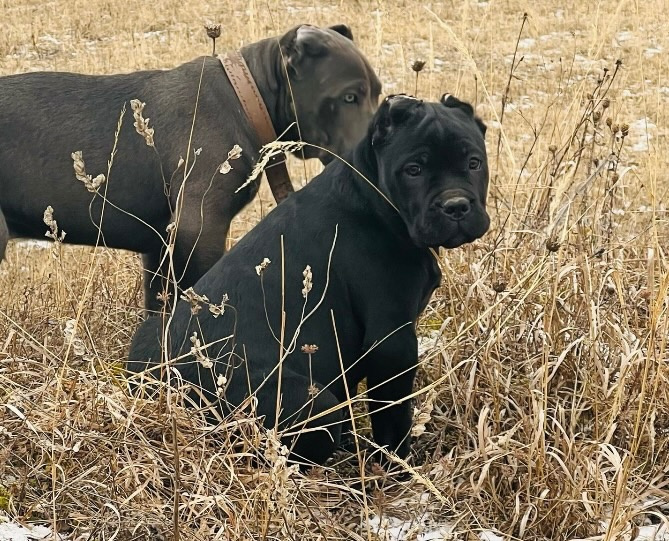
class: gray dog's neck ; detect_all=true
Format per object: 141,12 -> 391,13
240,38 -> 293,138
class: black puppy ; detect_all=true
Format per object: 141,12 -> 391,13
127,94 -> 490,466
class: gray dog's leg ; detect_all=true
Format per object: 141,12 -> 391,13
0,208 -> 7,261
168,193 -> 235,308
140,225 -> 230,313
141,252 -> 166,313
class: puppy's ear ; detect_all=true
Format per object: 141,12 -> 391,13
280,25 -> 332,79
441,93 -> 487,136
372,94 -> 423,147
329,24 -> 354,40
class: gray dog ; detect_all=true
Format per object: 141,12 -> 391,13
0,24 -> 381,310
128,94 -> 490,466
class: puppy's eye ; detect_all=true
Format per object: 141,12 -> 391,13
469,157 -> 482,170
404,164 -> 422,176
343,93 -> 358,104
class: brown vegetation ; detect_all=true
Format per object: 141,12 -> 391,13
0,1 -> 667,539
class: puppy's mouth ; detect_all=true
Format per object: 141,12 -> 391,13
411,206 -> 490,249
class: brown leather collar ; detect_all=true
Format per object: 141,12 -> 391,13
218,51 -> 294,204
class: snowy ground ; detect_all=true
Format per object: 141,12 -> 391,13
3,510 -> 667,541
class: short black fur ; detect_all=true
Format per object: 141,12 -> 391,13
128,94 -> 491,466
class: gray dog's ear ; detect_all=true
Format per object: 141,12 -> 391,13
329,24 -> 354,40
441,93 -> 487,136
372,94 -> 423,147
281,25 -> 332,79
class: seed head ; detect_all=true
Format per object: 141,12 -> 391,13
255,257 -> 271,276
301,344 -> 319,354
492,280 -> 507,293
606,117 -> 613,128
130,99 -> 155,147
621,123 -> 629,137
545,238 -> 561,253
43,205 -> 66,242
71,151 -> 106,192
209,293 -> 229,318
64,319 -> 87,357
190,332 -> 213,369
204,23 -> 221,40
216,373 -> 227,396
602,98 -> 610,109
180,287 -> 209,315
204,23 -> 222,57
302,265 -> 313,298
411,60 -> 426,73
219,144 -> 243,174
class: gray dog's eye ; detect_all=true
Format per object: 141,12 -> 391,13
404,164 -> 422,176
343,93 -> 358,104
468,157 -> 482,170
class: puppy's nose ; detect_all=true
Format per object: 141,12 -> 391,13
438,196 -> 471,220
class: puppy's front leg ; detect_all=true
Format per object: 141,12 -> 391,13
366,359 -> 416,460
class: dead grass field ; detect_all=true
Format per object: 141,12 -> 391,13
0,0 -> 668,539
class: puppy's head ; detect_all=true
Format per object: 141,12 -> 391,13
370,93 -> 490,249
280,24 -> 382,164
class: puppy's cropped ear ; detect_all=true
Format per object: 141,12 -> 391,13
280,25 -> 328,78
372,94 -> 423,147
329,24 -> 354,40
441,93 -> 487,136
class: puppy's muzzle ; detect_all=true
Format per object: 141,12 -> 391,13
434,195 -> 473,221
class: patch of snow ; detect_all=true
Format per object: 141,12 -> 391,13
480,532 -> 504,541
284,3 -> 335,13
38,34 -> 62,46
539,31 -> 576,42
135,30 -> 167,43
644,46 -> 663,58
518,38 -> 536,49
615,30 -> 635,44
417,330 -> 440,356
15,239 -> 52,250
627,117 -> 656,153
638,523 -> 669,540
367,515 -> 419,540
0,521 -> 55,541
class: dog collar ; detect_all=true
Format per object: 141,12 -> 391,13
219,51 -> 294,204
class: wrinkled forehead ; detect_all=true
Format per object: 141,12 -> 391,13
387,105 -> 486,154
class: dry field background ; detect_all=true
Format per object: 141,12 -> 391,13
1,0 -> 668,539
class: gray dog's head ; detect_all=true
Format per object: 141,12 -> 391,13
370,94 -> 490,249
280,24 -> 382,164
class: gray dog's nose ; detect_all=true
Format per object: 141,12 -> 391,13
439,197 -> 471,220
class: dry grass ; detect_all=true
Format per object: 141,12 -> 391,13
1,0 -> 668,539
